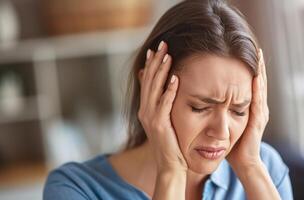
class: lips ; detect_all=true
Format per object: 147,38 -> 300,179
195,146 -> 226,160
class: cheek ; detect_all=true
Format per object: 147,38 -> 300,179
171,98 -> 199,152
171,96 -> 250,154
228,115 -> 250,149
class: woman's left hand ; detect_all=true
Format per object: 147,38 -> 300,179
227,49 -> 269,171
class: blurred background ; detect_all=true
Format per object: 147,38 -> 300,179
0,0 -> 303,199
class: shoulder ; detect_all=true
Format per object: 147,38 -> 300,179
43,154 -> 148,200
215,142 -> 293,199
43,155 -> 113,200
45,154 -> 111,183
259,142 -> 289,187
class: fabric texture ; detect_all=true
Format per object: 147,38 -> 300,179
43,142 -> 293,200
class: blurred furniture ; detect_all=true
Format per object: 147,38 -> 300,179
42,0 -> 153,35
0,25 -> 151,183
0,0 -> 176,200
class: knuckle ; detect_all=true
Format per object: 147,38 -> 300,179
154,123 -> 165,133
257,124 -> 264,132
166,85 -> 176,94
265,117 -> 269,123
151,81 -> 158,90
166,86 -> 173,92
265,113 -> 270,122
138,110 -> 148,125
141,117 -> 149,127
137,110 -> 143,121
159,63 -> 169,73
145,58 -> 150,66
156,99 -> 161,106
151,118 -> 160,129
163,96 -> 171,106
155,51 -> 163,59
161,93 -> 171,105
158,64 -> 165,71
145,73 -> 152,83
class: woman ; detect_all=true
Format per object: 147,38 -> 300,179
43,0 -> 293,199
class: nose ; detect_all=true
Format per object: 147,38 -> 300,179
205,112 -> 230,140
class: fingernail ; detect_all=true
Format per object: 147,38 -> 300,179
170,75 -> 176,83
259,49 -> 264,61
146,49 -> 151,60
158,41 -> 164,51
163,54 -> 168,63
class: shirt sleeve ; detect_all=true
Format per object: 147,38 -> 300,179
43,169 -> 90,200
260,143 -> 294,200
276,168 -> 294,200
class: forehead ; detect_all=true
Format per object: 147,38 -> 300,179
177,54 -> 253,99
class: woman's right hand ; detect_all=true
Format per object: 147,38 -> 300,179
138,41 -> 188,173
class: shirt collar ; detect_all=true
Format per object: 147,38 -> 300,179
209,159 -> 232,190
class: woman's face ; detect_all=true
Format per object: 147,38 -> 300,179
171,54 -> 253,174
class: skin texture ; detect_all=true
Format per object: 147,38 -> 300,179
109,42 -> 279,200
171,54 -> 252,175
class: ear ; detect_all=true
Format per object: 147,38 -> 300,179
138,69 -> 144,85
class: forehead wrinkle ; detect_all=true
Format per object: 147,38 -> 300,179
229,84 -> 251,104
188,84 -> 251,107
178,55 -> 252,105
223,84 -> 250,106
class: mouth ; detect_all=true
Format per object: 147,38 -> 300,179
194,146 -> 226,160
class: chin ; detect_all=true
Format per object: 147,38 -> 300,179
186,152 -> 224,174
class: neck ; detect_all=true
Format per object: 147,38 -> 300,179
186,169 -> 208,199
134,141 -> 209,199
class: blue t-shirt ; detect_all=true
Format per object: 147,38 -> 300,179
43,142 -> 293,200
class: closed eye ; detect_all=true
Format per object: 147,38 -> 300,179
191,106 -> 210,113
191,106 -> 246,117
231,110 -> 246,117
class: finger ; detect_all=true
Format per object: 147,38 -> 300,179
252,62 -> 269,126
247,75 -> 264,133
143,49 -> 155,79
251,75 -> 262,116
259,49 -> 267,84
159,75 -> 179,116
138,69 -> 144,83
150,54 -> 172,104
257,57 -> 269,121
255,52 -> 265,99
259,49 -> 267,98
144,41 -> 168,107
140,49 -> 155,110
259,73 -> 268,118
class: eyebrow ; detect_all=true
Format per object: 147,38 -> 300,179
190,94 -> 251,108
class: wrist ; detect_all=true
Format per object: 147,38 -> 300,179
157,167 -> 187,178
232,159 -> 265,181
231,159 -> 281,200
156,162 -> 188,175
230,156 -> 263,172
153,168 -> 187,200
156,168 -> 187,188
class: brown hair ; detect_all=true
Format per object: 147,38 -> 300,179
124,0 -> 259,149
